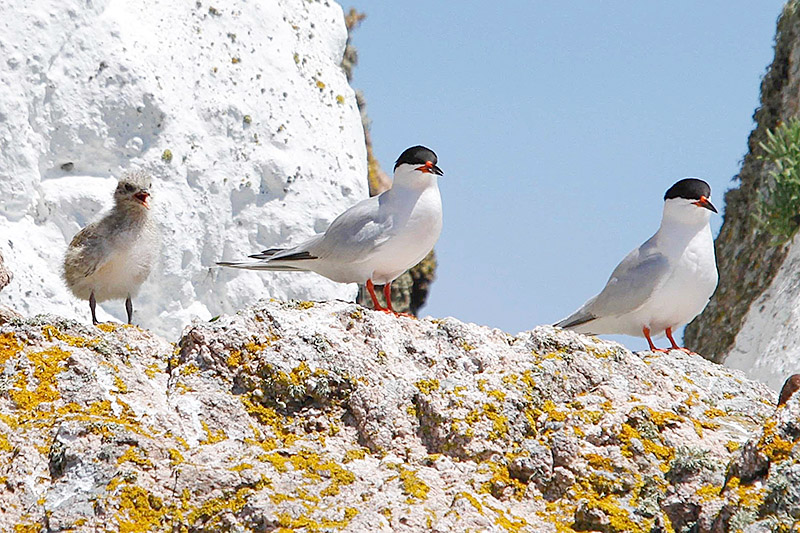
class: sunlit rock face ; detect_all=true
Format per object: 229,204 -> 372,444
0,0 -> 367,338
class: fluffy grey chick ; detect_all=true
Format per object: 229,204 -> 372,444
63,171 -> 159,325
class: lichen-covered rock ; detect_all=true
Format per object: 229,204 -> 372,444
0,301 -> 789,531
706,393 -> 800,532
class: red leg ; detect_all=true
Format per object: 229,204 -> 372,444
666,327 -> 693,354
665,327 -> 680,350
383,282 -> 414,318
383,283 -> 394,313
643,326 -> 668,353
366,279 -> 387,311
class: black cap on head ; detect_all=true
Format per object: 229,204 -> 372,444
394,145 -> 438,171
664,178 -> 711,201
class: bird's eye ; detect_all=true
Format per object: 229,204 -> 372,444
124,183 -> 136,192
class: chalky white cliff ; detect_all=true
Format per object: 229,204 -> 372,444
0,0 -> 367,337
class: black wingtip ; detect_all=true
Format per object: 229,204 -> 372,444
273,251 -> 318,261
554,314 -> 597,330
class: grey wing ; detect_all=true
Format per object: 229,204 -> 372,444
303,196 -> 392,263
557,241 -> 671,328
66,222 -> 108,278
588,250 -> 671,316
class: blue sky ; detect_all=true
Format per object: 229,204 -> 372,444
350,2 -> 785,350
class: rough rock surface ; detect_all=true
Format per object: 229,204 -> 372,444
684,3 -> 799,380
0,252 -> 20,324
0,252 -> 11,292
0,0 -> 368,338
1,301 -> 793,532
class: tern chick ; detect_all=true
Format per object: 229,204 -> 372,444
218,145 -> 444,315
555,178 -> 718,352
63,171 -> 159,325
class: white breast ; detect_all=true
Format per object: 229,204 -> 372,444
632,226 -> 717,336
370,185 -> 442,284
88,223 -> 158,302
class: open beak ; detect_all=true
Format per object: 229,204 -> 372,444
416,161 -> 444,176
693,196 -> 717,213
134,191 -> 150,209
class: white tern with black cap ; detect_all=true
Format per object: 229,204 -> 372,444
218,145 -> 444,315
555,178 -> 718,352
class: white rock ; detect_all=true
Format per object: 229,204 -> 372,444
725,236 -> 800,390
0,0 -> 368,338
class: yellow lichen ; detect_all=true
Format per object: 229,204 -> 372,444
484,402 -> 509,439
646,408 -> 681,428
117,446 -> 153,468
13,525 -> 41,533
762,435 -> 794,462
479,461 -> 526,500
458,491 -> 483,512
725,440 -> 741,453
199,421 -> 227,445
10,346 -> 72,416
115,486 -> 166,533
390,464 -> 429,502
42,325 -> 98,348
0,432 -> 12,453
696,484 -> 721,503
488,389 -> 506,402
227,350 -> 242,367
168,448 -> 185,466
113,375 -> 128,394
542,400 -> 568,422
144,363 -> 160,378
343,448 -> 367,462
585,453 -> 614,471
0,332 -> 22,365
180,362 -> 200,376
415,379 -> 440,395
724,476 -> 767,509
484,500 -> 529,533
263,452 -> 290,472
